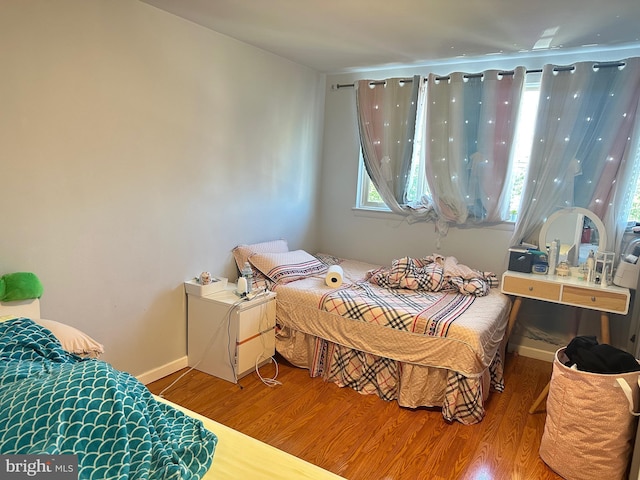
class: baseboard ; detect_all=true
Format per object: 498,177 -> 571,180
509,344 -> 555,363
137,356 -> 188,385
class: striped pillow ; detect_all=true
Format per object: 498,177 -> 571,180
249,250 -> 328,284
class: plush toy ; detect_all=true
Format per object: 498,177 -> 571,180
0,272 -> 44,302
199,271 -> 212,285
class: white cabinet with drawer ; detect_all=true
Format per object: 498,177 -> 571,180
187,285 -> 276,383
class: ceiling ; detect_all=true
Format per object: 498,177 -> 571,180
141,0 -> 640,73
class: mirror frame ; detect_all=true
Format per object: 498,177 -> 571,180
539,207 -> 607,265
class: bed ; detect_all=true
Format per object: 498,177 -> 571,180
233,241 -> 513,425
0,298 -> 344,480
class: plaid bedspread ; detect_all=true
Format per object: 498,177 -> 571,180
308,336 -> 505,424
314,265 -> 502,424
320,280 -> 475,337
274,256 -> 510,424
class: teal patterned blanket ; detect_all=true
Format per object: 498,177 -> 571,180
0,318 -> 217,479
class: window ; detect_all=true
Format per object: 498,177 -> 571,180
357,78 -> 541,221
356,76 -> 640,225
357,89 -> 427,210
507,83 -> 541,221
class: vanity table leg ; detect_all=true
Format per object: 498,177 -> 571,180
529,382 -> 551,414
600,312 -> 611,344
507,296 -> 523,339
571,308 -> 581,337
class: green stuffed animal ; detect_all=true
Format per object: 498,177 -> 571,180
0,272 -> 44,302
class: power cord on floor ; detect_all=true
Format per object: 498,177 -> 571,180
256,354 -> 282,387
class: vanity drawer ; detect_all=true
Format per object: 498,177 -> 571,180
561,286 -> 628,313
502,275 -> 561,301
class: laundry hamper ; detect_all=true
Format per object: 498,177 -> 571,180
539,347 -> 640,480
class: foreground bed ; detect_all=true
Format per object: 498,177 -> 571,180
0,298 -> 344,480
234,242 -> 512,425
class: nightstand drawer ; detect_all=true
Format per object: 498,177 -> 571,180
561,286 -> 628,313
502,275 -> 561,301
237,330 -> 275,378
237,298 -> 276,342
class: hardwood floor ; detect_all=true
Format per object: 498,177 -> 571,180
147,352 -> 562,480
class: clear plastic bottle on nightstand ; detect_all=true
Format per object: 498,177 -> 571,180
241,262 -> 253,293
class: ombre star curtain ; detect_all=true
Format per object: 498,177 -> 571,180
511,58 -> 640,252
423,68 -> 526,232
356,76 -> 422,216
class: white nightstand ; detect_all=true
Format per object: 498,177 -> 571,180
186,284 -> 276,383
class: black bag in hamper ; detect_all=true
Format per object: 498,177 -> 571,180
539,347 -> 640,480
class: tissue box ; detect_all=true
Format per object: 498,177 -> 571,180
184,277 -> 227,297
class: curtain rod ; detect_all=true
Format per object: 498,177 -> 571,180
332,61 -> 626,90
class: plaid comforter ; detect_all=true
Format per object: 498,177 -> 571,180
366,255 -> 498,296
273,256 -> 510,425
321,280 -> 475,337
312,257 -> 504,424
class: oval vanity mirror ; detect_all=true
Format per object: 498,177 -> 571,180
538,207 -> 607,267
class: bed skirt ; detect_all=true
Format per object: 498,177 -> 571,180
275,326 -> 505,425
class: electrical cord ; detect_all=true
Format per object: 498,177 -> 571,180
158,297 -> 244,398
253,298 -> 282,387
256,355 -> 282,387
159,289 -> 279,396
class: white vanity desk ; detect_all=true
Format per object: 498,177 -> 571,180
502,270 -> 630,343
503,207 -> 633,412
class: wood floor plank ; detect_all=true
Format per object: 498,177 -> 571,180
147,352 -> 563,480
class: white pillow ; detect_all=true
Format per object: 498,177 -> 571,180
232,239 -> 289,270
249,250 -> 328,284
232,239 -> 289,289
36,319 -> 104,358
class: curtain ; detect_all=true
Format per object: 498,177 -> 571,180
511,58 -> 640,253
423,68 -> 526,232
356,76 -> 423,216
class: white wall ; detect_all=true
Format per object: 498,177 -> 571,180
318,45 -> 640,354
0,0 -> 325,377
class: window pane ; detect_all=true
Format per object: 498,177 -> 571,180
629,174 -> 640,223
508,86 -> 540,221
357,153 -> 386,209
367,178 -> 383,204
